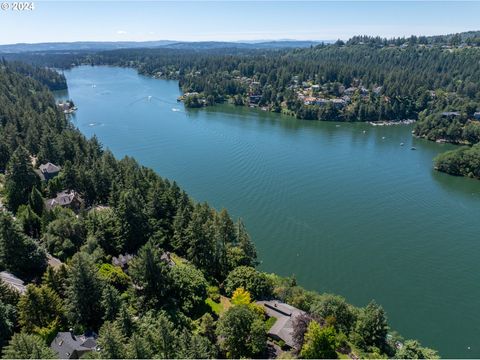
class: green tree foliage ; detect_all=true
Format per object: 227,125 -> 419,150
28,187 -> 45,217
395,339 -> 439,359
300,322 -> 338,359
115,304 -> 135,339
98,263 -> 130,291
135,311 -> 177,359
42,208 -> 86,261
4,146 -> 38,212
65,253 -> 103,330
85,208 -> 122,255
16,205 -> 41,239
434,143 -> 480,179
216,305 -> 266,358
0,301 -> 16,351
101,285 -> 122,322
18,285 -> 64,333
115,189 -> 149,252
0,212 -> 46,279
2,332 -> 56,359
97,321 -> 127,359
185,203 -> 216,275
175,330 -> 216,359
310,294 -> 356,334
224,266 -> 273,299
41,265 -> 69,298
170,263 -> 208,316
129,242 -> 172,308
353,301 -> 388,350
0,280 -> 19,307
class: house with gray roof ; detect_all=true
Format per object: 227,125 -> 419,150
0,271 -> 27,294
256,300 -> 306,349
35,162 -> 61,181
50,331 -> 98,359
112,253 -> 134,270
45,190 -> 83,211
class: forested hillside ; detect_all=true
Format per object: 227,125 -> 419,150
0,62 -> 438,358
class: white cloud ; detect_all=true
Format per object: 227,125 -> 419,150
116,30 -> 127,35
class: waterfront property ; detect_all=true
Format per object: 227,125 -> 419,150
257,300 -> 306,349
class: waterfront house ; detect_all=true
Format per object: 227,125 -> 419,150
0,271 -> 27,294
45,190 -> 83,211
256,300 -> 306,349
50,331 -> 98,359
248,94 -> 262,105
441,111 -> 460,118
36,162 -> 61,181
331,98 -> 346,108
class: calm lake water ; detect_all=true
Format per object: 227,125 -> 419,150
58,66 -> 480,358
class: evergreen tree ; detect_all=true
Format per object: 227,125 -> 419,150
115,189 -> 149,252
128,242 -> 172,309
354,300 -> 388,350
0,300 -> 16,351
16,205 -> 42,239
5,146 -> 38,212
101,285 -> 122,322
97,322 -> 127,359
300,322 -> 338,359
185,203 -> 215,275
18,285 -> 64,332
0,212 -> 46,279
2,333 -> 56,359
28,187 -> 45,217
65,253 -> 103,330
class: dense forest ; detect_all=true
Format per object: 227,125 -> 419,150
0,62 -> 439,359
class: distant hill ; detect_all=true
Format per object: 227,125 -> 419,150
0,40 -> 328,53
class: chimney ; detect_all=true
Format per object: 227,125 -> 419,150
69,328 -> 76,340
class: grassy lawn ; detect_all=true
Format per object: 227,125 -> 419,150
205,298 -> 223,316
265,316 -> 277,331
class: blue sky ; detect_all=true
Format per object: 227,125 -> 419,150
0,1 -> 479,44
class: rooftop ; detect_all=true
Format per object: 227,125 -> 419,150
0,271 -> 27,294
50,332 -> 98,359
39,162 -> 61,174
257,300 -> 306,349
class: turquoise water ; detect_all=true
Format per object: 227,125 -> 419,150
58,66 -> 480,358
